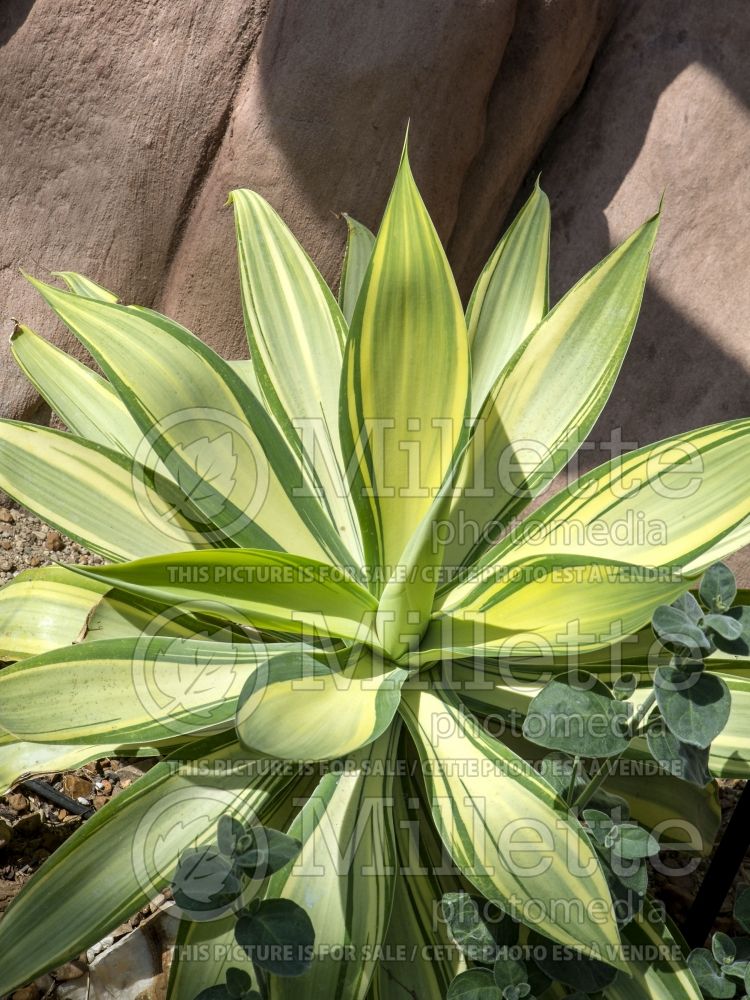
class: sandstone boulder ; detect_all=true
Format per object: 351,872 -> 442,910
0,0 -> 269,421
529,0 -> 750,578
0,0 -> 615,418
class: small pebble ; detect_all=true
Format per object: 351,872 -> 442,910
52,960 -> 87,982
150,892 -> 169,912
13,812 -> 42,836
12,986 -> 40,1000
6,793 -> 28,813
0,502 -> 102,587
62,775 -> 93,800
45,530 -> 64,552
86,936 -> 114,963
115,765 -> 144,783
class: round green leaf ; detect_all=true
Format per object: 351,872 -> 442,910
501,986 -> 530,1000
234,827 -> 302,879
171,846 -> 241,914
582,809 -> 615,846
713,606 -> 750,656
646,718 -> 712,786
493,957 -> 528,991
235,898 -> 315,977
713,932 -> 737,966
226,967 -> 254,998
447,968 -> 502,999
612,673 -> 638,701
522,670 -> 631,757
726,960 -> 750,983
704,613 -> 744,641
441,892 -> 497,964
196,987 -> 232,1000
700,563 -> 737,613
654,665 -> 732,749
652,605 -> 711,655
217,815 -> 245,857
688,948 -> 736,998
673,591 -> 704,622
610,823 -> 659,861
494,946 -> 550,996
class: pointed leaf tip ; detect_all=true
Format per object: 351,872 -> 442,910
402,119 -> 411,155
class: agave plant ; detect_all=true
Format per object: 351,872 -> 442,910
0,140 -> 748,1000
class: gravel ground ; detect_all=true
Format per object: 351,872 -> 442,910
0,758 -> 158,910
0,496 -> 102,587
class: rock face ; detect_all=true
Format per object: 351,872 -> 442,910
0,0 -> 616,419
448,0 -> 619,293
527,0 -> 750,579
0,0 -> 270,421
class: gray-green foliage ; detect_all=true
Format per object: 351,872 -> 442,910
172,817 -> 311,999
687,888 -> 750,1000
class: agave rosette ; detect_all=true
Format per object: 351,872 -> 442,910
0,142 -> 748,999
